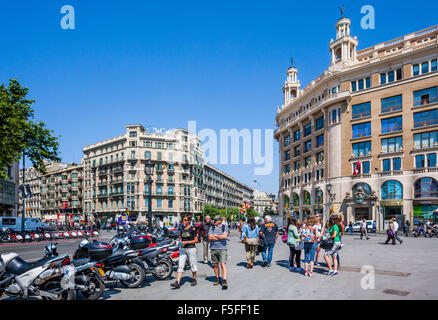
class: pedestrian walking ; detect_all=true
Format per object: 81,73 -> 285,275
404,220 -> 410,237
392,217 -> 403,244
323,215 -> 343,276
384,218 -> 396,245
286,217 -> 302,272
314,214 -> 325,266
200,215 -> 213,264
170,214 -> 198,289
259,215 -> 279,267
208,215 -> 229,289
301,214 -> 318,277
360,218 -> 370,240
240,216 -> 259,268
348,221 -> 353,235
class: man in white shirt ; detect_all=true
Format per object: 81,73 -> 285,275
392,218 -> 403,244
360,218 -> 369,240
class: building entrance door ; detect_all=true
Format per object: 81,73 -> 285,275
353,207 -> 370,221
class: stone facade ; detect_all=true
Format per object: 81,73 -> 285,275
275,18 -> 438,230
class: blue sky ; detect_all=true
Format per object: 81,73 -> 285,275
1,0 -> 437,194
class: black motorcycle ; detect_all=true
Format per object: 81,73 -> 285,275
73,238 -> 145,289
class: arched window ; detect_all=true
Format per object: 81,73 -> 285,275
293,193 -> 299,207
415,178 -> 438,198
353,183 -> 371,195
304,191 -> 311,205
381,180 -> 403,199
284,195 -> 290,209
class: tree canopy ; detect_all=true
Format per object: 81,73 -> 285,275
0,79 -> 61,178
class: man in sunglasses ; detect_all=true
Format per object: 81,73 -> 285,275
171,214 -> 199,289
208,215 -> 229,289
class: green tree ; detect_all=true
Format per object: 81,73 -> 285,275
246,208 -> 259,218
263,207 -> 275,217
0,79 -> 61,178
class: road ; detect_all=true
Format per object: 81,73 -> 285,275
1,230 -> 438,300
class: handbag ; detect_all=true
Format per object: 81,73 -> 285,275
319,238 -> 334,250
387,229 -> 395,237
245,237 -> 259,246
295,239 -> 304,250
281,232 -> 288,243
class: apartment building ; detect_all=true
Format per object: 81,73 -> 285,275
39,162 -> 84,223
275,17 -> 438,230
0,163 -> 19,217
252,190 -> 276,216
82,125 -> 205,225
18,166 -> 42,218
203,163 -> 254,209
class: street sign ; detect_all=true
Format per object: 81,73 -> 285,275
245,202 -> 251,209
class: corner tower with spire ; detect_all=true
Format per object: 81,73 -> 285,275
329,14 -> 358,71
283,58 -> 300,106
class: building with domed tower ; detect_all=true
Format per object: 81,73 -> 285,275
275,15 -> 438,230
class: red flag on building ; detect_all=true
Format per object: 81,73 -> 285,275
353,161 -> 361,175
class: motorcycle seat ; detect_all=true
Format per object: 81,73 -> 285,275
156,239 -> 172,247
70,258 -> 90,267
6,256 -> 53,275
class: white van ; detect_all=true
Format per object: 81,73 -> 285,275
345,220 -> 375,233
0,216 -> 47,232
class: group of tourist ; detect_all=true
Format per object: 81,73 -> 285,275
170,213 -> 229,290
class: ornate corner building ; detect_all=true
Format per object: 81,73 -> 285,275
274,17 -> 438,230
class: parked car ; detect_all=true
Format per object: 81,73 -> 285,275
345,220 -> 375,233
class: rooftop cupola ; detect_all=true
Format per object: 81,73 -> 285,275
329,11 -> 358,70
283,58 -> 300,106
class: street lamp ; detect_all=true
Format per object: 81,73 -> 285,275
145,160 -> 155,233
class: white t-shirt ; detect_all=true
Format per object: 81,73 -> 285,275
393,221 -> 399,232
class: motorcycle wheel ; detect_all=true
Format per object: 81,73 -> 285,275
152,259 -> 173,280
120,263 -> 145,288
81,273 -> 105,300
41,279 -> 77,301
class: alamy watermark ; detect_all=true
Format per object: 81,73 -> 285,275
360,265 -> 375,290
360,5 -> 375,30
60,5 -> 75,30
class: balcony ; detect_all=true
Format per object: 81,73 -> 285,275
413,167 -> 438,174
98,171 -> 108,176
379,171 -> 403,177
97,194 -> 109,198
351,174 -> 371,179
113,167 -> 124,173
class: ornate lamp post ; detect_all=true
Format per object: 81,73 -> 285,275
145,160 -> 155,233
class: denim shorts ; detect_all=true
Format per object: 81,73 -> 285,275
303,242 -> 316,263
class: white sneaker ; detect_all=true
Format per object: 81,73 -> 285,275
327,270 -> 334,276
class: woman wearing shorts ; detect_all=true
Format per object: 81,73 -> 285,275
171,213 -> 199,289
323,215 -> 342,276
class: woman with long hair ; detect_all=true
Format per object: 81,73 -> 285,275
241,216 -> 260,268
323,215 -> 342,276
301,214 -> 318,277
286,217 -> 302,271
314,214 -> 325,266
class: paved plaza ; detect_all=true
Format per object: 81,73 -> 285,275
2,229 -> 437,300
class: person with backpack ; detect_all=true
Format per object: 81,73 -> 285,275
286,217 -> 302,271
323,215 -> 342,276
170,213 -> 199,289
208,215 -> 229,289
301,214 -> 318,277
259,215 -> 279,267
241,216 -> 260,268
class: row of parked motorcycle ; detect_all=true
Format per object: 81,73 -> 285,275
0,225 -> 185,300
0,229 -> 100,243
411,224 -> 438,238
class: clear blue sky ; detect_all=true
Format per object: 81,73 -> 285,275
1,0 -> 437,194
